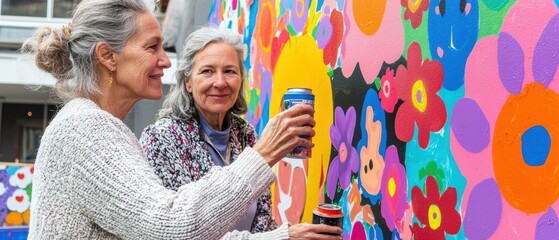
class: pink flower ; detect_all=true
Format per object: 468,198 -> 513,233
379,69 -> 399,113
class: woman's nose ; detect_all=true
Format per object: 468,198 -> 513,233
213,73 -> 228,87
159,52 -> 172,69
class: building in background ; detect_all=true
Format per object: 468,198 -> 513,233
0,0 -> 179,164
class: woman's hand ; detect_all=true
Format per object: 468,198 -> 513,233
288,223 -> 342,240
253,103 -> 315,166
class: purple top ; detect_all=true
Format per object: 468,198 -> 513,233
198,114 -> 230,167
198,114 -> 258,231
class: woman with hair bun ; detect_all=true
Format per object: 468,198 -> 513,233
23,0 -> 334,239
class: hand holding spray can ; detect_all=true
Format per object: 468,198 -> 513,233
282,88 -> 314,159
312,203 -> 344,235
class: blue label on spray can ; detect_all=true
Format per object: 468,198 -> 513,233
283,88 -> 314,159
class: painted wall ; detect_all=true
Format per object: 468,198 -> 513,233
210,0 -> 559,239
0,165 -> 32,227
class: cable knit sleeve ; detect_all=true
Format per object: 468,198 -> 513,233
240,121 -> 280,233
63,109 -> 276,239
221,223 -> 289,240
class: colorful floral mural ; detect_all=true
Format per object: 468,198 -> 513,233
0,165 -> 32,228
210,0 -> 559,238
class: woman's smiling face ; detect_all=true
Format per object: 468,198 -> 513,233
186,42 -> 242,124
114,12 -> 171,101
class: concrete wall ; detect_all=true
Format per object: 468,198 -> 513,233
211,0 -> 559,238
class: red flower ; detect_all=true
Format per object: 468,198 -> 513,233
323,9 -> 344,69
401,0 -> 429,29
411,176 -> 461,240
395,42 -> 446,149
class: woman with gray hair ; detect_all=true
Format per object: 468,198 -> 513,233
139,26 -> 341,239
23,0 -> 330,239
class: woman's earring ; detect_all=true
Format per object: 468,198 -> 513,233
108,70 -> 114,86
108,72 -> 113,86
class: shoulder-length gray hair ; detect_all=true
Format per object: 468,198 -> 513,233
158,26 -> 248,120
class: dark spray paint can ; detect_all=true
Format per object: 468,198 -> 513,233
312,203 -> 344,235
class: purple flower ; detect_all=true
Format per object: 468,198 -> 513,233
380,145 -> 409,232
327,106 -> 359,199
316,15 -> 333,49
289,0 -> 309,33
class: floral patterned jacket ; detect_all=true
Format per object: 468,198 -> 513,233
139,113 -> 277,233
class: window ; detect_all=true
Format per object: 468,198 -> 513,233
53,0 -> 80,18
2,0 -> 47,18
0,102 -> 57,163
0,0 -> 81,49
1,0 -> 81,18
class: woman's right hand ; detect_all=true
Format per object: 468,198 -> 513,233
253,103 -> 315,167
287,223 -> 342,240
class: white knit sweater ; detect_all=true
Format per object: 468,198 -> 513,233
28,98 -> 289,239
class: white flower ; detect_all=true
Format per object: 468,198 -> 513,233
7,189 -> 30,213
9,166 -> 33,189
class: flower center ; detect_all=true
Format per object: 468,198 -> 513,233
428,204 -> 442,230
388,177 -> 396,197
296,0 -> 305,18
339,143 -> 348,162
383,80 -> 391,97
412,80 -> 427,112
408,0 -> 423,13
